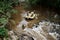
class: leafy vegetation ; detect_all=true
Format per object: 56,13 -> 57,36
0,0 -> 19,39
0,27 -> 8,38
0,0 -> 19,27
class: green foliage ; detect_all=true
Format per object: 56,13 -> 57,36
0,0 -> 19,27
28,0 -> 37,5
25,0 -> 38,7
0,0 -> 19,38
0,18 -> 8,27
0,0 -> 19,12
0,0 -> 19,37
0,27 -> 8,38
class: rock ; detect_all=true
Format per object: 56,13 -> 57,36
18,34 -> 34,40
8,31 -> 18,40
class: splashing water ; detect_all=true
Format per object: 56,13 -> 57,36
23,21 -> 60,40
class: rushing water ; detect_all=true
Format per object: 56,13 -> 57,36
17,19 -> 60,40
